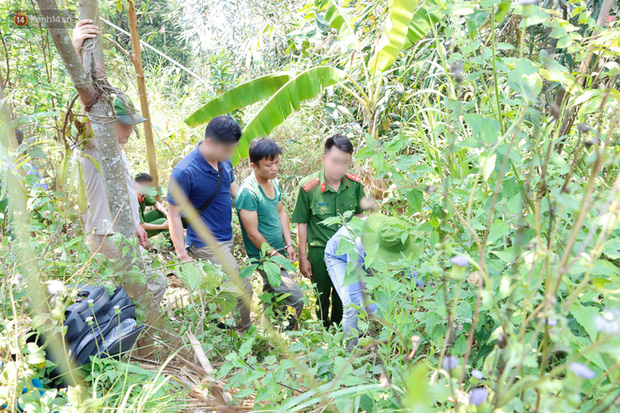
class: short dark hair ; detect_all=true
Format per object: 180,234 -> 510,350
205,116 -> 242,143
134,172 -> 153,183
324,134 -> 353,155
249,138 -> 282,165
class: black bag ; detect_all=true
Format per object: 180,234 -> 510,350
181,168 -> 222,229
63,285 -> 143,365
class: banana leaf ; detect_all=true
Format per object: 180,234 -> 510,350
233,66 -> 345,165
185,73 -> 292,127
369,0 -> 419,73
404,0 -> 443,48
316,0 -> 361,51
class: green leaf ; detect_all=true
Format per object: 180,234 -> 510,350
263,261 -> 282,288
480,154 -> 496,181
404,0 -> 443,48
491,0 -> 511,22
369,0 -> 419,73
407,189 -> 424,213
185,73 -> 292,127
487,219 -> 509,244
233,66 -> 345,165
271,255 -> 296,273
178,263 -> 202,291
464,114 -> 501,144
602,238 -> 620,260
570,303 -> 599,342
316,0 -> 361,50
240,263 -> 259,279
466,10 -> 489,41
507,58 -> 542,99
404,363 -> 432,411
491,246 -> 519,263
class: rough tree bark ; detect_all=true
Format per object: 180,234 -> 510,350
127,0 -> 159,187
77,0 -> 139,246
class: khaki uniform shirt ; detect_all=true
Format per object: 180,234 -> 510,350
291,169 -> 365,248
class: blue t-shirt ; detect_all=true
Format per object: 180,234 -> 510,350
166,144 -> 235,246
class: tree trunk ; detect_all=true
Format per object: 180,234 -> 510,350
76,0 -> 139,244
127,0 -> 159,187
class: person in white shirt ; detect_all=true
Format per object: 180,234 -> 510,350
73,20 -> 165,304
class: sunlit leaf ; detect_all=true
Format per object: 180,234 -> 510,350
262,261 -> 282,288
404,0 -> 443,48
405,363 -> 432,411
315,0 -> 361,50
271,255 -> 296,273
369,0 -> 419,73
233,66 -> 345,165
185,73 -> 292,127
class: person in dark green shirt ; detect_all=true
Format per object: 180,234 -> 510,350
291,134 -> 365,328
134,173 -> 169,238
235,138 -> 304,330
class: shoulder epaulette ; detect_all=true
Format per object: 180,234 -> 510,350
346,172 -> 361,183
302,177 -> 320,192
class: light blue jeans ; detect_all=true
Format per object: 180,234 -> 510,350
324,253 -> 377,344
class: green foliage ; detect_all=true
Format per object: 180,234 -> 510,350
3,0 -> 620,411
316,0 -> 362,50
185,73 -> 292,127
369,0 -> 419,73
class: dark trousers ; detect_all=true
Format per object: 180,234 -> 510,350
258,268 -> 304,331
308,246 -> 342,328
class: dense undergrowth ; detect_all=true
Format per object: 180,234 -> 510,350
1,0 -> 620,411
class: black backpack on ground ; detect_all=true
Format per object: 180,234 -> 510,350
62,285 -> 143,365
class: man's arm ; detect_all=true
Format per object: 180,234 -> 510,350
154,201 -> 168,216
291,186 -> 311,277
230,181 -> 239,201
278,201 -> 296,262
355,182 -> 366,217
239,209 -> 277,256
168,204 -> 191,262
297,223 -> 312,278
140,221 -> 168,231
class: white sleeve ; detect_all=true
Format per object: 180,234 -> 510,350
121,152 -> 141,227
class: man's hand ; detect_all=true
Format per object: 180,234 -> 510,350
299,257 -> 312,279
72,19 -> 100,55
178,251 -> 193,263
136,225 -> 148,248
286,245 -> 297,263
160,220 -> 169,230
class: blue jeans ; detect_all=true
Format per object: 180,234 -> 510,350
324,252 -> 376,345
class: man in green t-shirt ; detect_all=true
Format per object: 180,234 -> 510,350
134,173 -> 169,238
291,134 -> 365,328
235,138 -> 304,330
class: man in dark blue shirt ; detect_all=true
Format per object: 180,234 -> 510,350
167,116 -> 252,330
